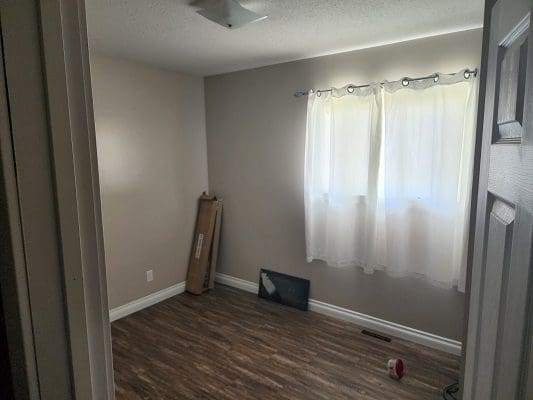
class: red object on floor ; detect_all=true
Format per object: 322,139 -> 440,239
388,359 -> 405,380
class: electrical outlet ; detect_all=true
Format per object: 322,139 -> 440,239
146,269 -> 153,282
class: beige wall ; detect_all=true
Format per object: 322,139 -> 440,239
90,53 -> 208,309
205,29 -> 483,341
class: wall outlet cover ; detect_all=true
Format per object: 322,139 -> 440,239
146,270 -> 154,282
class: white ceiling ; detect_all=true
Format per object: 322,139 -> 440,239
85,0 -> 484,77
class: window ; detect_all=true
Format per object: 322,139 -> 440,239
305,71 -> 478,291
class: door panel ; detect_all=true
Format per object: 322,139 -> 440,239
495,206 -> 533,398
464,0 -> 533,399
474,198 -> 514,400
496,31 -> 528,141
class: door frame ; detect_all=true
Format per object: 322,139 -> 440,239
0,15 -> 39,399
459,0 -> 496,392
0,0 -> 113,398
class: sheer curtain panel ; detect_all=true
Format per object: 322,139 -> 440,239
304,71 -> 478,291
305,86 -> 381,269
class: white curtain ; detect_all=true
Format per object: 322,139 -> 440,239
305,71 -> 478,291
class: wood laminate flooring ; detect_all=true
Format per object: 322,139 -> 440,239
112,285 -> 460,400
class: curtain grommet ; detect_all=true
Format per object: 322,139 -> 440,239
402,78 -> 410,87
433,74 -> 439,83
464,70 -> 471,79
347,85 -> 355,94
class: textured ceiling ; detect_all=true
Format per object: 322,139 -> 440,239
85,0 -> 484,77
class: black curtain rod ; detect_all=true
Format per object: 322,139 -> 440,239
294,68 -> 478,98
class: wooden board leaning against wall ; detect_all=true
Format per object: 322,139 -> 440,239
186,192 -> 223,295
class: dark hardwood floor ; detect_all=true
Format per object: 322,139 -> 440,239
112,285 -> 460,399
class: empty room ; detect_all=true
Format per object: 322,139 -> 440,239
1,0 -> 532,399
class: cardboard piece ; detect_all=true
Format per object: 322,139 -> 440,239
186,192 -> 222,295
208,201 -> 222,289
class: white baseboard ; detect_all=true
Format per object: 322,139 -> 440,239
108,274 -> 462,355
109,281 -> 186,322
215,272 -> 462,355
215,272 -> 259,293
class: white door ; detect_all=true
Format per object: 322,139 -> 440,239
463,0 -> 533,399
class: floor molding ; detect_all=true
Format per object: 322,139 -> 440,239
215,272 -> 462,355
215,272 -> 259,293
109,281 -> 186,322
